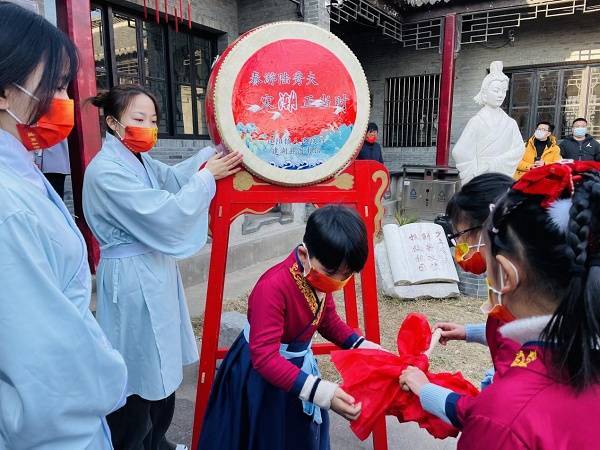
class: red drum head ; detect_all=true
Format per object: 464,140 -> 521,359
206,21 -> 370,186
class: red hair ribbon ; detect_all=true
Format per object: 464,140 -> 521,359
512,161 -> 600,207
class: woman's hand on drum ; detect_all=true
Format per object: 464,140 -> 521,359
205,151 -> 243,180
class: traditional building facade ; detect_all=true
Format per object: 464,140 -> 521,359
20,0 -> 600,296
332,0 -> 600,171
26,0 -> 598,198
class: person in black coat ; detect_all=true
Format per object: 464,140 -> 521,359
356,122 -> 384,164
559,117 -> 600,161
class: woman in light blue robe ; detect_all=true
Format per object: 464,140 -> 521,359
82,85 -> 241,449
0,4 -> 128,449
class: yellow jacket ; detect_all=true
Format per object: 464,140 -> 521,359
514,135 -> 562,180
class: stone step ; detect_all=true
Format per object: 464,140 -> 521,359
184,254 -> 287,318
177,222 -> 305,288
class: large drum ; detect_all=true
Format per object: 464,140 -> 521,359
206,21 -> 370,186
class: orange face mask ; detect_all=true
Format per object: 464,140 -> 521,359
302,244 -> 352,293
454,235 -> 487,275
7,95 -> 74,151
481,297 -> 516,323
305,268 -> 351,294
481,264 -> 518,323
114,119 -> 158,153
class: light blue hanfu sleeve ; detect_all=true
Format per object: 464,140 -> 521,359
0,211 -> 127,449
87,164 -> 216,259
142,146 -> 214,192
465,323 -> 488,345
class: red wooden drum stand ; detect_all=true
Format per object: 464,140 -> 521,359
192,161 -> 390,450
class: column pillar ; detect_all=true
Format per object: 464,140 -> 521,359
56,0 -> 101,268
435,13 -> 458,166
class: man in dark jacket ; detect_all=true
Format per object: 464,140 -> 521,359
559,117 -> 600,161
356,122 -> 384,163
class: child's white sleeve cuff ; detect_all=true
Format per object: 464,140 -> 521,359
299,374 -> 338,410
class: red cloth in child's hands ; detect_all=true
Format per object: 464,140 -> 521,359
330,313 -> 479,441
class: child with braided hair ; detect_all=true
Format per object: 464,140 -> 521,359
400,161 -> 600,449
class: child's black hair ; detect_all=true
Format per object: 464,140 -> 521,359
446,172 -> 513,230
488,170 -> 600,390
303,205 -> 368,274
0,1 -> 78,123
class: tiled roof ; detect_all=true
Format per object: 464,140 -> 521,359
403,0 -> 451,7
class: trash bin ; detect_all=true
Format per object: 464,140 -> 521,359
398,165 -> 460,222
382,170 -> 402,223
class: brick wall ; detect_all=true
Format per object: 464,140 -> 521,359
237,0 -> 329,34
337,12 -> 600,168
456,265 -> 488,298
125,0 -> 239,50
304,0 -> 329,30
237,0 -> 300,34
452,12 -> 600,141
125,0 -> 239,35
383,146 -> 437,172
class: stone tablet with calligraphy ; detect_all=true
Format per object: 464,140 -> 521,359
375,243 -> 459,300
206,21 -> 370,186
382,223 -> 459,285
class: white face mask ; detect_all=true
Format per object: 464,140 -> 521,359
573,127 -> 587,138
534,129 -> 549,141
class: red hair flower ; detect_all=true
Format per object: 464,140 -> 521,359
512,161 -> 600,207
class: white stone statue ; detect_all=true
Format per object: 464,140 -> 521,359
452,61 -> 524,183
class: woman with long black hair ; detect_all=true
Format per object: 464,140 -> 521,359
0,3 -> 127,449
